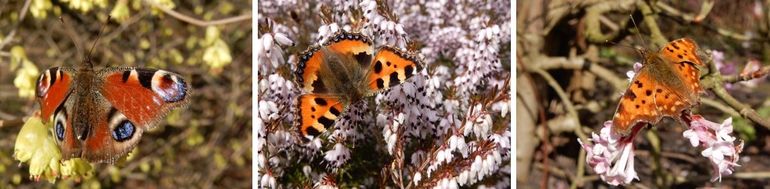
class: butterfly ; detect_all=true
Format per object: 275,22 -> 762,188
611,38 -> 705,136
35,55 -> 190,163
294,31 -> 422,140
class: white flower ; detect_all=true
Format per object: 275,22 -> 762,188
324,143 -> 351,168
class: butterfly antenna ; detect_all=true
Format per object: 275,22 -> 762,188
86,15 -> 111,67
629,14 -> 648,55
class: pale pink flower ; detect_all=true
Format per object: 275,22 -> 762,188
578,121 -> 638,185
682,115 -> 742,182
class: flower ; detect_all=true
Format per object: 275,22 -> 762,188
625,62 -> 643,82
577,121 -> 639,185
323,143 -> 351,168
682,115 -> 742,182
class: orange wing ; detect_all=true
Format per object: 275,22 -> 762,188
36,67 -> 74,122
658,38 -> 704,95
365,47 -> 422,92
296,94 -> 346,140
295,46 -> 326,93
611,68 -> 662,135
295,32 -> 374,94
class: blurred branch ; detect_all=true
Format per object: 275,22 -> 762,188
583,0 -> 635,43
0,0 -> 31,50
700,54 -> 770,128
733,172 -> 770,179
144,0 -> 251,27
701,98 -> 741,118
654,0 -> 714,24
722,65 -> 770,83
636,0 -> 667,46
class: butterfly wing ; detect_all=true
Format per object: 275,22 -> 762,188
363,46 -> 422,93
296,94 -> 346,140
294,32 -> 374,140
611,67 -> 663,135
659,38 -> 704,96
36,67 -> 75,122
80,68 -> 190,163
295,32 -> 374,94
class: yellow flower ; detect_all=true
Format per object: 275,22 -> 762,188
60,158 -> 94,178
30,0 -> 53,19
13,117 -> 62,182
11,46 -> 39,99
110,0 -> 130,22
202,39 -> 232,72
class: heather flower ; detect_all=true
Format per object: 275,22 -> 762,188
258,0 -> 510,187
324,143 -> 351,168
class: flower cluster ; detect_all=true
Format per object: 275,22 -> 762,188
683,115 -> 744,182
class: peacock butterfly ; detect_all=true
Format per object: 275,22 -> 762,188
35,19 -> 190,164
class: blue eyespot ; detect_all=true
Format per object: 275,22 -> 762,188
112,120 -> 135,142
55,121 -> 65,141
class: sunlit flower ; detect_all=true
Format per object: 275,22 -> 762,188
578,121 -> 638,185
682,115 -> 742,182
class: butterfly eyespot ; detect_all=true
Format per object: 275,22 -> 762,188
55,121 -> 65,141
112,120 -> 135,142
151,72 -> 188,103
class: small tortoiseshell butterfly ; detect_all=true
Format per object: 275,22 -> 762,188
294,31 -> 422,140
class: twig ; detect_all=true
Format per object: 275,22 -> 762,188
0,0 -> 32,50
700,56 -> 770,128
654,0 -> 714,24
144,0 -> 251,27
701,98 -> 741,118
636,0 -> 667,46
583,0 -> 636,43
722,65 -> 770,83
733,172 -> 770,179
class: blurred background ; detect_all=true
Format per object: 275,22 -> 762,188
518,0 -> 770,188
0,0 -> 251,188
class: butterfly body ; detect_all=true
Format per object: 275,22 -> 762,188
294,32 -> 421,140
36,62 -> 190,163
611,38 -> 704,135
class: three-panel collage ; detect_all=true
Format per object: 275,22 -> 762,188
1,0 -> 770,188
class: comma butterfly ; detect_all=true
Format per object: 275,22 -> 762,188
611,38 -> 705,135
294,31 -> 422,140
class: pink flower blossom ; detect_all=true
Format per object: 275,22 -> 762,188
578,121 -> 639,185
682,115 -> 743,182
625,62 -> 643,82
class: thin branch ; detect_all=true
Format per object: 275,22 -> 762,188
722,65 -> 770,83
0,0 -> 32,50
144,0 -> 251,27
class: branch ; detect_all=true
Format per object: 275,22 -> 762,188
0,0 -> 32,50
144,0 -> 251,27
700,54 -> 770,128
722,65 -> 770,83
